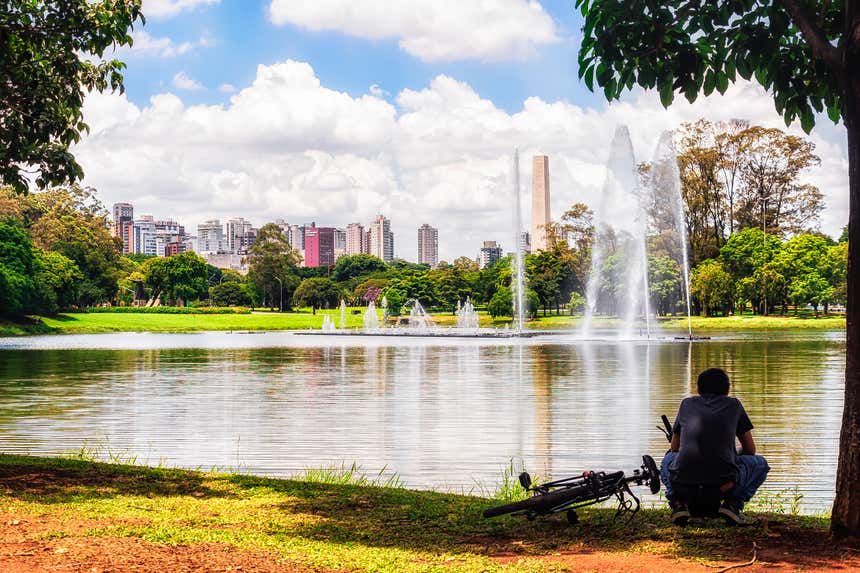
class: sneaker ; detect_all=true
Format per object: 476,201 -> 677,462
719,499 -> 756,525
670,501 -> 690,526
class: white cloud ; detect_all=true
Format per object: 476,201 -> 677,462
171,71 -> 205,91
74,61 -> 849,262
122,31 -> 205,58
268,0 -> 559,62
369,84 -> 388,98
144,0 -> 220,19
218,83 -> 237,93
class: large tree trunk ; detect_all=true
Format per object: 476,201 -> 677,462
832,78 -> 860,537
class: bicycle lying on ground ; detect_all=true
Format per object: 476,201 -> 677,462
482,454 -> 661,524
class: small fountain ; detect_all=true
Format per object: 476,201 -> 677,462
363,301 -> 380,330
339,299 -> 347,330
407,300 -> 434,329
321,315 -> 336,331
456,298 -> 479,329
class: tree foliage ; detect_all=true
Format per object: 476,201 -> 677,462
245,223 -> 302,310
293,278 -> 341,314
143,252 -> 209,306
0,1 -> 144,192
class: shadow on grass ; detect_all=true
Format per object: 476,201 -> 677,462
225,474 -> 853,569
1,456 -> 855,570
0,455 -> 232,502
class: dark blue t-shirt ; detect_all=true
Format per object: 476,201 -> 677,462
669,394 -> 754,485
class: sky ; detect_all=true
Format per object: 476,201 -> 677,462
73,0 -> 850,262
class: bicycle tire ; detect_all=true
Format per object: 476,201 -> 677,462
483,483 -> 591,518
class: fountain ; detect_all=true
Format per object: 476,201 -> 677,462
581,126 -> 653,339
363,301 -> 380,330
512,149 -> 526,332
456,298 -> 479,329
407,300 -> 434,329
321,315 -> 336,331
339,299 -> 347,330
650,131 -> 694,339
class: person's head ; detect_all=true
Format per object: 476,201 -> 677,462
697,367 -> 730,395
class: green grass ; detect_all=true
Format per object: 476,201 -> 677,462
0,454 -> 839,572
1,308 -> 845,337
27,307 -> 376,335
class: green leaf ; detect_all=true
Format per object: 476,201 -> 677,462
827,99 -> 842,123
716,71 -> 729,94
799,108 -> 815,133
659,82 -> 674,107
703,70 -> 716,96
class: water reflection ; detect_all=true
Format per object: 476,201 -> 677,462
0,332 -> 844,511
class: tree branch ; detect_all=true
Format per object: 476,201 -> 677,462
779,0 -> 840,68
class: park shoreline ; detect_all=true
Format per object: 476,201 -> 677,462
0,311 -> 847,337
0,453 -> 856,572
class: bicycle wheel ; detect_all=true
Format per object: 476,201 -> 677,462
483,483 -> 591,518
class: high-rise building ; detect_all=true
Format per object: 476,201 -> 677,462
531,155 -> 552,252
112,202 -> 133,224
197,220 -> 225,254
479,240 -> 503,269
226,217 -> 257,254
369,215 -> 394,262
132,216 -> 157,256
362,229 -> 371,255
346,223 -> 365,255
288,224 -> 304,251
304,227 -> 336,267
417,224 -> 438,267
112,203 -> 134,253
519,231 -> 531,254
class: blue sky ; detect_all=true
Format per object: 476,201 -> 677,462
124,1 -> 597,113
77,0 -> 848,261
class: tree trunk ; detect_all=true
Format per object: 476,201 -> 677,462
832,75 -> 860,537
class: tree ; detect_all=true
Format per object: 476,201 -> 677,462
772,234 -> 834,314
143,252 -> 209,306
735,127 -> 823,236
32,249 -> 83,314
690,259 -> 733,317
720,228 -> 782,285
488,286 -> 513,318
292,278 -> 341,314
648,255 -> 682,316
210,282 -> 252,307
577,0 -> 860,534
526,249 -> 562,316
25,186 -> 123,305
332,254 -> 387,282
245,224 -> 302,310
453,256 -> 479,272
0,1 -> 143,192
568,291 -> 586,315
0,218 -> 34,316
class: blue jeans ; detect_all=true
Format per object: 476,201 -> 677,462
660,452 -> 770,507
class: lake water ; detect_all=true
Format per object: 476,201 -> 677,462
0,330 -> 845,512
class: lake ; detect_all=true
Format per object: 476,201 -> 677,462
0,330 -> 845,511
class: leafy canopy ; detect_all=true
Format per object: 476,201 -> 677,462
576,0 -> 847,132
1,1 -> 144,191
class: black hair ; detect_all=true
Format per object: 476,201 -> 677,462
697,367 -> 730,395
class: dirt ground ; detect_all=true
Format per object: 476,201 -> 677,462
2,511 -> 858,573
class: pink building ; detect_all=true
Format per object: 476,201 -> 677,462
304,227 -> 336,267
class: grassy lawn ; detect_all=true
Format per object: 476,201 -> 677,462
0,309 -> 846,336
0,454 -> 854,572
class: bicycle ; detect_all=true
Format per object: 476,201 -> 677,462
482,454 -> 661,524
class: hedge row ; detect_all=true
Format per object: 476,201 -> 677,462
80,306 -> 252,315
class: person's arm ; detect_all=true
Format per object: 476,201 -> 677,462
670,432 -> 680,452
739,430 -> 756,455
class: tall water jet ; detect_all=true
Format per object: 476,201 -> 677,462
581,126 -> 652,339
339,299 -> 347,330
363,301 -> 380,330
512,149 -> 526,332
650,131 -> 693,338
